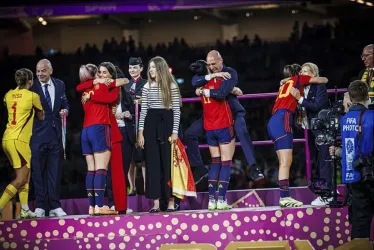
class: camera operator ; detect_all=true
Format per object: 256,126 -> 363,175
290,63 -> 331,206
329,80 -> 374,240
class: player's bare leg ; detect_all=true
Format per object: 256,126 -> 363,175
277,149 -> 302,208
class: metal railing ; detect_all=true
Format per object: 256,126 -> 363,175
182,88 -> 347,181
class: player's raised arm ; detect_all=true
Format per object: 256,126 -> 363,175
32,93 -> 44,120
309,76 -> 328,84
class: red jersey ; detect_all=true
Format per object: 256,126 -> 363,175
272,75 -> 312,114
201,78 -> 233,130
76,80 -> 119,128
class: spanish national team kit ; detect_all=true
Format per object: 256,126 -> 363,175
267,75 -> 311,150
1,87 -> 43,218
80,82 -> 119,155
201,77 -> 234,210
2,88 -> 43,168
201,78 -> 234,145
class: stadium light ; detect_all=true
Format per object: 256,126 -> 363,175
38,17 -> 44,22
42,21 -> 47,25
366,1 -> 373,6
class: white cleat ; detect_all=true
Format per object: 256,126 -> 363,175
216,200 -> 232,210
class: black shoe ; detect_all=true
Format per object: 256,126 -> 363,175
149,208 -> 160,213
166,204 -> 179,212
250,167 -> 265,181
128,190 -> 137,196
118,211 -> 127,215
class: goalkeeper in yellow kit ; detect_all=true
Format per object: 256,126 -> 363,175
1,68 -> 44,219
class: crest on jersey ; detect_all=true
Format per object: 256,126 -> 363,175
94,84 -> 100,90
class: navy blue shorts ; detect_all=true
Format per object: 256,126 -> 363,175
81,125 -> 112,155
206,126 -> 235,146
267,109 -> 293,150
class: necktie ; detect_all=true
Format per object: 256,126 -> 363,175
44,84 -> 52,109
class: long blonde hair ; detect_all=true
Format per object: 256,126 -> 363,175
148,56 -> 182,107
301,62 -> 319,77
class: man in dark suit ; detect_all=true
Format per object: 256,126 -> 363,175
290,72 -> 330,206
185,50 -> 264,185
30,59 -> 69,217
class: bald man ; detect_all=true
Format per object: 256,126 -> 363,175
185,50 -> 264,183
30,59 -> 69,217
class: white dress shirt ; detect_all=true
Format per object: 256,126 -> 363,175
40,78 -> 55,110
298,85 -> 310,129
116,104 -> 126,127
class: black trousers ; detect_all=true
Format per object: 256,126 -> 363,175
308,130 -> 332,189
347,181 -> 374,239
144,109 -> 173,200
107,127 -> 134,207
31,139 -> 62,210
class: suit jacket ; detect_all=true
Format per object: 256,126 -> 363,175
122,77 -> 147,144
191,65 -> 246,116
30,77 -> 69,143
297,84 -> 328,123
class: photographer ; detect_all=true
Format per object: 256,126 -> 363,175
329,80 -> 374,240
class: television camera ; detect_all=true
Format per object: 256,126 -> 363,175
309,88 -> 345,207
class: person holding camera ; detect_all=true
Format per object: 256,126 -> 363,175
329,80 -> 374,240
289,63 -> 331,206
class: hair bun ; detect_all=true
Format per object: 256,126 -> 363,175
190,60 -> 208,76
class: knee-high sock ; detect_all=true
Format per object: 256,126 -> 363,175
218,160 -> 232,201
94,169 -> 108,207
18,183 -> 30,210
86,171 -> 95,207
279,179 -> 290,198
0,184 -> 17,210
208,157 -> 221,201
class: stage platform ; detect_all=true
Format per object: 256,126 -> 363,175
53,186 -> 347,215
0,206 -> 350,250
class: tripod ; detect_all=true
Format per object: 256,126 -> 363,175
329,138 -> 344,208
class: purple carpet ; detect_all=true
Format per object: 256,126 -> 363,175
0,206 -> 350,250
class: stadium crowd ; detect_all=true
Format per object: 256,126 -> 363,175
0,18 -> 371,199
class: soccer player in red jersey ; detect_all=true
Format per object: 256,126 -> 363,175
267,64 -> 328,208
77,63 -> 128,215
192,60 -> 235,210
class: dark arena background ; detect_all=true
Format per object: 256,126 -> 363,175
0,0 -> 373,249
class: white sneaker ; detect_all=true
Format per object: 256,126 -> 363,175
49,207 -> 67,217
311,196 -> 333,206
34,208 -> 45,218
